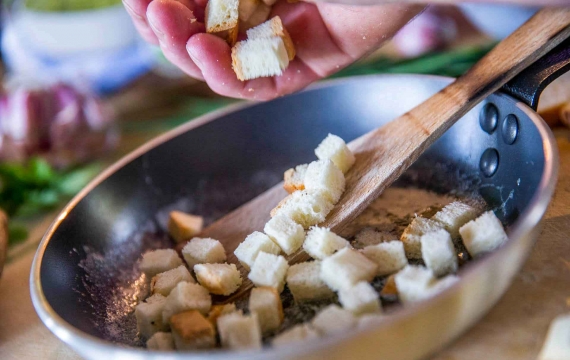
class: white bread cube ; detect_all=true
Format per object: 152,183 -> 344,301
283,164 -> 308,193
303,226 -> 350,260
538,313 -> 570,360
248,252 -> 289,292
304,159 -> 345,203
182,237 -> 226,268
354,227 -> 396,248
246,16 -> 295,60
249,287 -> 283,333
151,265 -> 195,297
136,294 -> 168,338
140,249 -> 183,278
194,263 -> 242,296
421,229 -> 458,277
271,189 -> 334,229
272,323 -> 319,347
207,303 -> 237,328
238,0 -> 258,21
286,261 -> 335,302
400,217 -> 444,259
338,281 -> 381,315
311,305 -> 357,335
170,310 -> 216,350
234,231 -> 281,270
162,282 -> 212,324
315,134 -> 355,174
264,214 -> 305,255
320,248 -> 377,291
459,211 -> 508,257
167,211 -> 204,243
361,241 -> 407,276
357,313 -> 384,329
146,332 -> 175,350
205,0 -> 239,33
394,265 -> 435,304
217,312 -> 262,350
240,1 -> 271,31
432,201 -> 479,238
232,37 -> 289,81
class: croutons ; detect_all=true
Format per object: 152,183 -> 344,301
207,303 -> 237,328
167,211 -> 204,243
170,310 -> 216,350
538,313 -> 570,360
246,16 -> 296,61
181,238 -> 226,268
234,231 -> 281,270
217,312 -> 262,350
232,37 -> 289,81
400,217 -> 444,259
314,134 -> 355,174
151,265 -> 195,297
146,332 -> 175,350
240,1 -> 271,31
238,0 -> 258,22
272,323 -> 319,347
432,201 -> 479,238
320,248 -> 377,291
393,265 -> 435,304
249,287 -> 284,333
361,241 -> 407,276
140,249 -> 183,278
205,0 -> 239,45
338,281 -> 381,315
420,229 -> 458,277
284,164 -> 308,193
162,282 -> 212,324
311,305 -> 357,335
264,214 -> 305,255
248,252 -> 289,292
304,159 -> 345,203
286,261 -> 335,302
135,294 -> 168,338
459,211 -> 508,257
303,226 -> 350,260
271,190 -> 334,229
380,274 -> 398,297
194,263 -> 242,296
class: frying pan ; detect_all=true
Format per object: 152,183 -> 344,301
30,39 -> 570,360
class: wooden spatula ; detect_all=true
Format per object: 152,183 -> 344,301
179,8 -> 570,302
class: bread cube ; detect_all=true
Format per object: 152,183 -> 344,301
432,201 -> 479,238
421,229 -> 458,277
240,1 -> 271,31
170,310 -> 216,350
162,282 -> 212,324
135,294 -> 168,338
207,303 -> 237,328
234,231 -> 281,270
311,305 -> 357,335
146,332 -> 175,351
232,37 -> 289,81
303,226 -> 350,260
182,237 -> 226,268
205,0 -> 239,33
264,214 -> 305,255
314,134 -> 355,174
538,313 -> 570,360
194,263 -> 242,296
286,261 -> 335,302
272,323 -> 319,347
354,227 -> 396,248
361,241 -> 407,276
217,312 -> 262,350
246,16 -> 295,60
168,211 -> 204,243
459,211 -> 508,257
304,159 -> 345,203
140,249 -> 183,278
400,217 -> 444,259
283,164 -> 308,193
271,189 -> 334,228
394,265 -> 435,304
248,252 -> 289,293
357,313 -> 384,329
151,265 -> 195,297
249,287 -> 283,333
238,0 -> 258,21
380,274 -> 398,297
338,281 -> 381,315
320,248 -> 377,291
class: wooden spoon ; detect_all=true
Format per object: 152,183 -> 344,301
180,8 -> 570,302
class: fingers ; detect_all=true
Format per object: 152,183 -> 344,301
123,0 -> 159,44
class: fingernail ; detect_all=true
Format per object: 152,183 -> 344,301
187,44 -> 203,69
146,12 -> 164,38
122,0 -> 144,21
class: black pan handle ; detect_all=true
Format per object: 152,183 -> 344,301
502,37 -> 570,111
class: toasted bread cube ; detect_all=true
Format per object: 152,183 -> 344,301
205,0 -> 239,33
261,0 -> 277,6
354,227 -> 396,248
240,1 -> 271,31
303,227 -> 350,260
246,16 -> 295,60
168,211 -> 204,243
151,265 -> 195,297
400,217 -> 444,259
421,229 -> 458,277
182,237 -> 226,268
538,313 -> 570,360
338,281 -> 381,315
234,231 -> 281,270
162,282 -> 212,324
136,294 -> 168,338
170,310 -> 216,350
320,248 -> 377,291
217,312 -> 262,350
311,305 -> 357,335
315,134 -> 355,174
357,313 -> 384,329
194,263 -> 242,296
238,0 -> 258,21
249,287 -> 283,333
264,214 -> 305,255
286,261 -> 335,302
248,252 -> 289,292
380,274 -> 398,297
272,323 -> 319,347
459,211 -> 508,257
432,201 -> 479,238
304,160 -> 345,203
232,37 -> 289,81
283,164 -> 308,193
394,265 -> 435,304
361,241 -> 407,276
140,249 -> 183,278
146,332 -> 175,350
207,303 -> 237,328
271,189 -> 334,229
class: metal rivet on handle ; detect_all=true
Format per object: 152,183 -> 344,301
501,114 -> 519,145
480,103 -> 499,134
480,148 -> 499,177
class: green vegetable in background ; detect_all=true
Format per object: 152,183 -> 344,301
23,0 -> 121,12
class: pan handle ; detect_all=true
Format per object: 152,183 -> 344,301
502,37 -> 570,110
